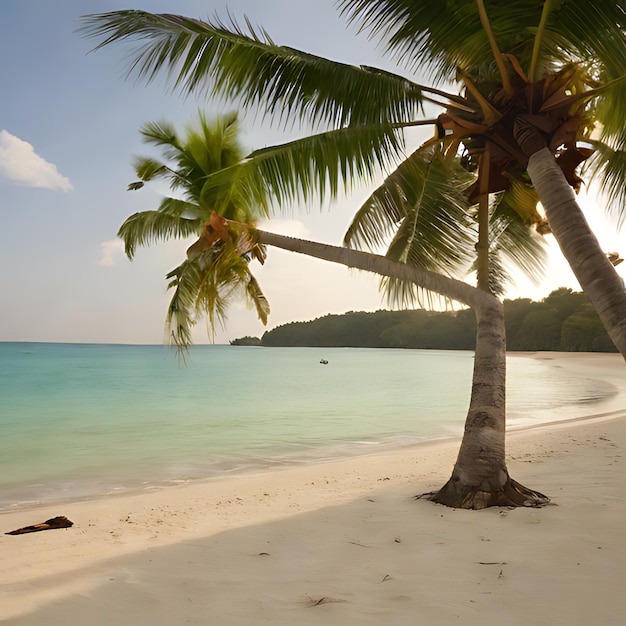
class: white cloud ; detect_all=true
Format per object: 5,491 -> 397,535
0,130 -> 72,191
98,239 -> 125,266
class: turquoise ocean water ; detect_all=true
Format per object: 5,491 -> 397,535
0,342 -> 619,511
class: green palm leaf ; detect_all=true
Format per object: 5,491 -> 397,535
80,2 -> 621,351
165,259 -> 200,349
345,146 -> 475,273
132,156 -> 170,182
346,144 -> 546,306
138,119 -> 181,152
346,146 -> 477,309
245,274 -> 270,326
480,197 -> 547,297
200,121 -> 423,212
117,112 -> 273,346
118,209 -> 203,260
547,1 -> 626,79
592,78 -> 626,150
81,4 -> 626,225
497,177 -> 541,227
79,10 -> 457,127
339,0 -> 541,80
165,243 -> 270,348
586,141 -> 626,222
339,1 -> 624,83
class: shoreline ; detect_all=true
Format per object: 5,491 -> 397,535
2,351 -> 623,514
2,352 -> 625,623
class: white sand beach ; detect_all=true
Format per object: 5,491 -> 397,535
2,352 -> 625,625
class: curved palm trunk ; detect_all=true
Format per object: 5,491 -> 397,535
527,148 -> 626,359
257,229 -> 549,508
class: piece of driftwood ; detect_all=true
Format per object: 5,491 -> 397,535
5,516 -> 74,535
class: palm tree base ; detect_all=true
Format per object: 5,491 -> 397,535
419,476 -> 550,510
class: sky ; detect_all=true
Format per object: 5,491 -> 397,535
1,0 -> 624,345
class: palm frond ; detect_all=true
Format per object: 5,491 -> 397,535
138,120 -> 183,163
345,146 -> 477,309
132,112 -> 261,224
339,0 -> 544,81
485,196 -> 547,294
164,259 -> 202,349
118,209 -> 202,259
80,4 -> 624,348
245,274 -> 270,325
592,78 -> 626,150
482,247 -> 510,298
498,177 -> 542,226
340,0 -> 625,87
193,249 -> 243,331
199,121 -> 413,212
345,145 -> 475,271
121,112 -> 274,348
585,140 -> 626,222
184,110 -> 244,175
79,10 -> 437,127
548,1 -> 626,80
132,156 -> 170,182
165,243 -> 269,348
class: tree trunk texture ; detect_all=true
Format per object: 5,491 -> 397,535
257,229 -> 549,508
475,148 -> 492,293
427,299 -> 549,509
527,148 -> 626,359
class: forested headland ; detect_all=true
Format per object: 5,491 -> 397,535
230,288 -> 617,352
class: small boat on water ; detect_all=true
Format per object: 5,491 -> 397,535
319,359 -> 329,365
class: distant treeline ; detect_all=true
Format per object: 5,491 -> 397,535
230,288 -> 617,352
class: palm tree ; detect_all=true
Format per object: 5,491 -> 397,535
79,2 -> 626,357
116,106 -> 546,509
251,226 -> 545,508
76,6 -> 568,510
117,111 -> 270,346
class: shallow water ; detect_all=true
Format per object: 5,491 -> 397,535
0,343 -> 618,510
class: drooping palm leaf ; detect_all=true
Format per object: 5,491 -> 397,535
193,247 -> 249,330
345,146 -> 476,276
479,197 -> 547,296
131,156 -> 170,183
118,209 -> 203,260
346,146 -> 470,309
79,10 -> 464,127
593,78 -> 626,146
586,141 -> 626,223
165,241 -> 270,348
344,141 -> 546,306
165,259 -> 201,349
245,274 -> 270,326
